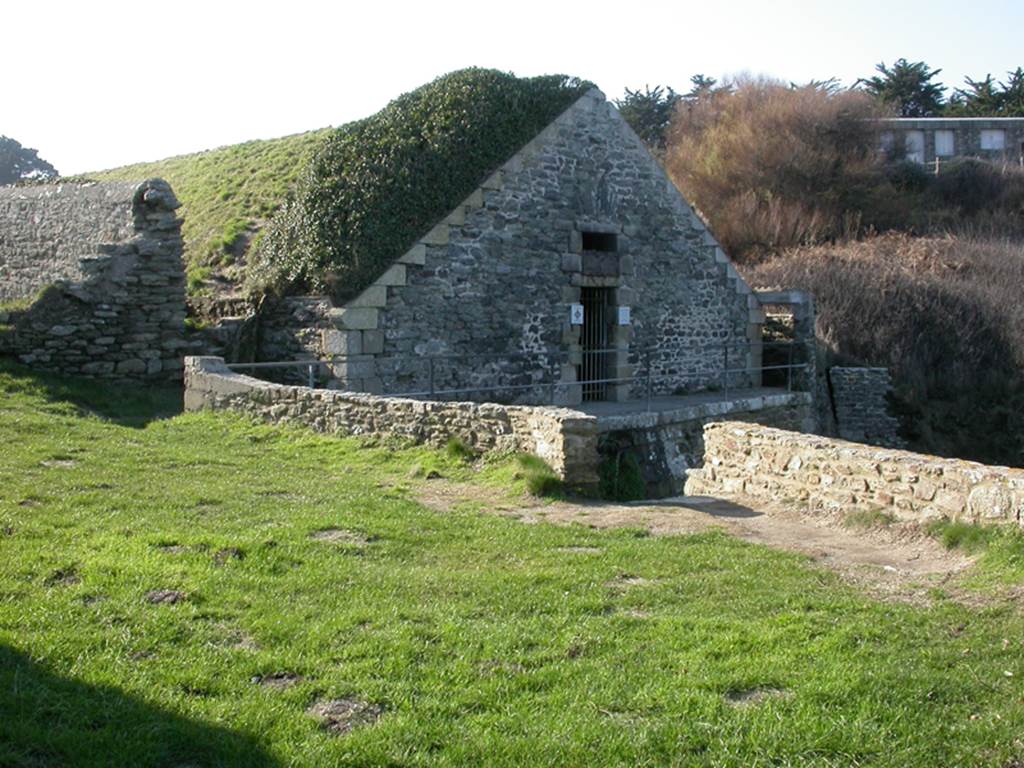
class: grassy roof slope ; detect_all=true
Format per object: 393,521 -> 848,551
86,129 -> 331,280
248,68 -> 593,301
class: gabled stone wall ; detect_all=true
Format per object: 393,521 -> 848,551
0,179 -> 187,379
266,89 -> 763,406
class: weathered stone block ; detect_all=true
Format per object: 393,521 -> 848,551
323,329 -> 362,356
349,285 -> 388,308
116,358 -> 147,375
561,253 -> 582,272
335,307 -> 379,330
376,264 -> 407,287
421,224 -> 449,246
968,482 -> 1015,520
399,244 -> 427,266
361,329 -> 385,355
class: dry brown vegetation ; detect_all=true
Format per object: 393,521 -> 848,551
665,76 -> 890,256
744,233 -> 1024,464
667,76 -> 1024,464
665,76 -> 1024,258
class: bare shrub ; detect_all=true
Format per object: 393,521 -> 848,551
666,76 -> 890,257
744,234 -> 1024,464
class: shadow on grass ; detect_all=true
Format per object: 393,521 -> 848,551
0,644 -> 279,768
0,359 -> 182,427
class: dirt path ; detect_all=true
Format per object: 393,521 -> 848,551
414,479 -> 978,606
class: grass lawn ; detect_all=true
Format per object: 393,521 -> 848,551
1,363 -> 1023,767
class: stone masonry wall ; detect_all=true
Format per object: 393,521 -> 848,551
184,356 -> 601,490
686,421 -> 1024,527
828,367 -> 902,447
0,180 -> 187,379
598,392 -> 814,498
0,182 -> 138,302
286,89 -> 762,405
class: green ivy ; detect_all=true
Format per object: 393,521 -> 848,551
247,68 -> 593,301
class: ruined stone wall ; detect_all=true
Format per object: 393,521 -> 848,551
277,89 -> 760,405
687,421 -> 1024,526
0,180 -> 187,379
828,367 -> 902,447
184,356 -> 600,490
0,182 -> 138,302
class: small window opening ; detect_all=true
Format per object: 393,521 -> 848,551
581,231 -> 617,252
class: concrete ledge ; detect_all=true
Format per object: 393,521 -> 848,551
590,391 -> 812,432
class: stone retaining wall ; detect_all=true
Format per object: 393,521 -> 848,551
596,392 -> 814,497
828,367 -> 902,447
184,356 -> 601,490
686,421 -> 1024,526
0,179 -> 187,379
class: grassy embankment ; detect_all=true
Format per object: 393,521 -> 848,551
85,129 -> 331,293
2,363 -> 1024,766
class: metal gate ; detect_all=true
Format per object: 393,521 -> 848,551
579,287 -> 612,401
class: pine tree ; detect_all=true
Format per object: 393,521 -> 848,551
859,59 -> 946,117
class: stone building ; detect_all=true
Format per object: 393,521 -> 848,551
877,117 -> 1024,166
267,88 -> 770,408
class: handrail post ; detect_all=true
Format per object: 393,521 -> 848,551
787,343 -> 793,392
645,348 -> 652,412
723,342 -> 729,400
308,362 -> 315,389
428,357 -> 435,399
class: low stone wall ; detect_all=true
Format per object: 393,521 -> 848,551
184,356 -> 601,490
595,392 -> 814,497
0,179 -> 187,380
828,366 -> 902,447
686,421 -> 1024,526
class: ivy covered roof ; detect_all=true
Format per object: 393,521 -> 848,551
247,68 -> 593,300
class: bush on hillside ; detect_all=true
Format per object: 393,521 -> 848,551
665,76 -> 890,257
247,69 -> 592,301
744,234 -> 1024,465
932,158 -> 1024,216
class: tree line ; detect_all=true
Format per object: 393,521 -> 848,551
617,60 -> 1024,151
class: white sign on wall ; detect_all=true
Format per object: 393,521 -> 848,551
617,306 -> 631,325
569,303 -> 584,325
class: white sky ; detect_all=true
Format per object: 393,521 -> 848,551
5,0 -> 1022,174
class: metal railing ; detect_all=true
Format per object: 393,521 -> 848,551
225,339 -> 811,410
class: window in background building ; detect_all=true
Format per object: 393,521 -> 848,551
934,130 -> 955,157
980,129 -> 1006,151
905,130 -> 925,163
